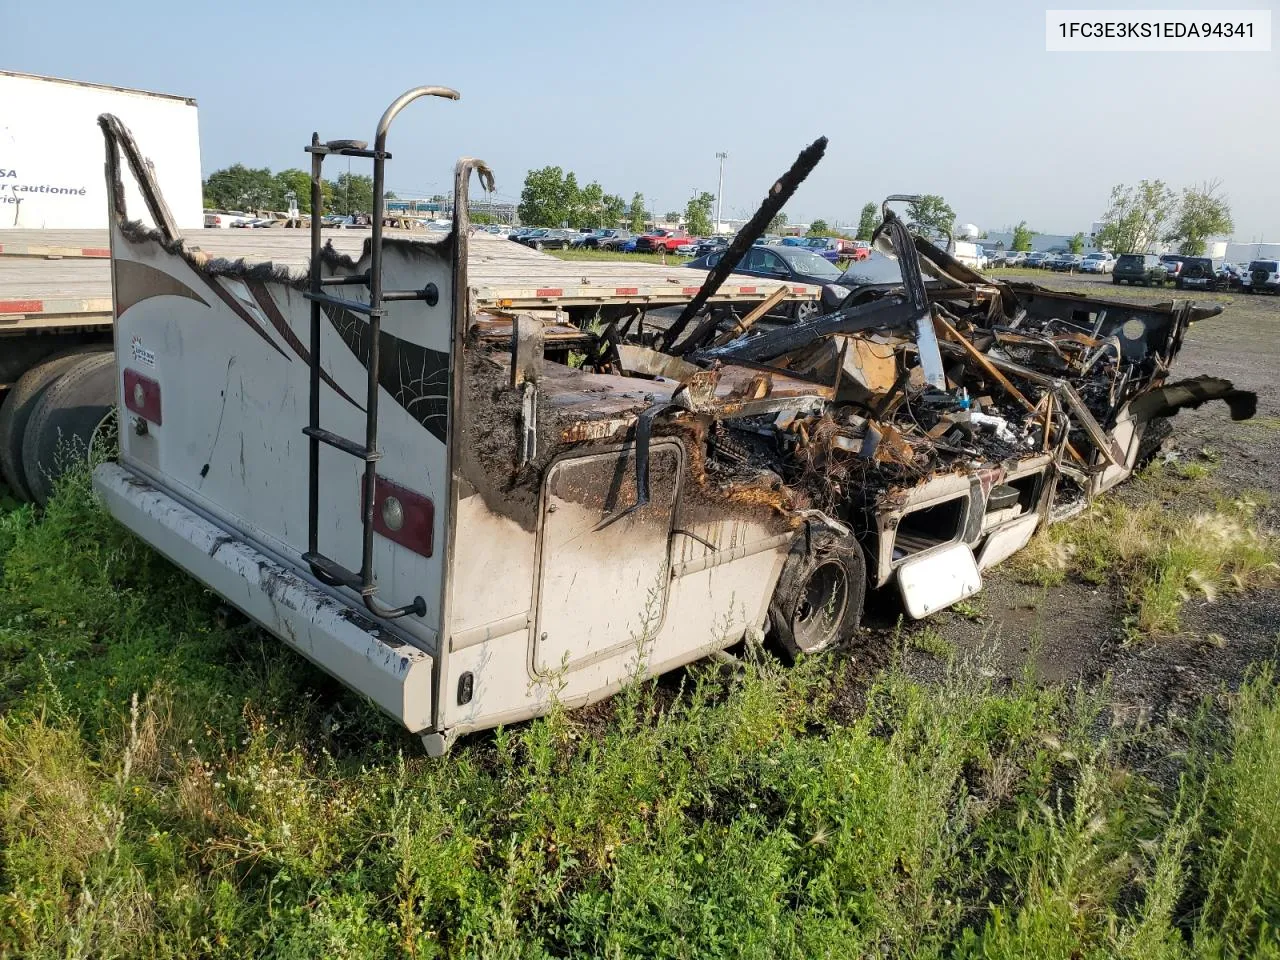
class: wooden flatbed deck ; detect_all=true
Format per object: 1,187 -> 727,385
1,229 -> 819,328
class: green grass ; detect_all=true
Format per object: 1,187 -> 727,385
1018,463 -> 1279,635
1,469 -> 1279,957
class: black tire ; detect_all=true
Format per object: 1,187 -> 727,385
0,346 -> 104,501
533,241 -> 544,251
1135,416 -> 1174,469
1176,280 -> 1184,290
21,351 -> 117,505
1112,277 -> 1121,284
769,529 -> 866,659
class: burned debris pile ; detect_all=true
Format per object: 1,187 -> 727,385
470,200 -> 1254,549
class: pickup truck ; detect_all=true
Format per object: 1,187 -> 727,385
636,229 -> 692,253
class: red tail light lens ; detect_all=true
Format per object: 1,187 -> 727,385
123,369 -> 162,425
365,475 -> 434,558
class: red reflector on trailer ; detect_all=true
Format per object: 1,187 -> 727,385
682,287 -> 700,295
81,248 -> 111,258
535,288 -> 563,298
123,369 -> 162,425
739,286 -> 757,294
793,286 -> 806,294
366,474 -> 434,558
0,299 -> 43,314
614,287 -> 638,296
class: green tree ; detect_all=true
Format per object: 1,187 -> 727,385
1068,232 -> 1085,254
330,172 -> 374,215
1171,180 -> 1233,256
767,211 -> 788,233
684,191 -> 715,236
1011,221 -> 1034,251
664,210 -> 680,223
905,195 -> 956,236
1094,179 -> 1177,253
519,166 -> 578,227
575,180 -> 604,229
855,202 -> 879,241
808,218 -> 830,236
601,193 -> 626,228
202,164 -> 276,212
629,192 -> 647,233
272,169 -> 314,213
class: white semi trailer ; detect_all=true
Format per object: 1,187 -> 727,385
0,72 -> 203,501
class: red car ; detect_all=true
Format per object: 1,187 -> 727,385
636,229 -> 691,253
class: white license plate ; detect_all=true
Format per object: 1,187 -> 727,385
1185,278 -> 1207,286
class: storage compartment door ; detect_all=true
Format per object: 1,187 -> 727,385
897,542 -> 982,619
533,443 -> 681,675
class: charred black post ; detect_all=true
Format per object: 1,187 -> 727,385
659,136 -> 828,353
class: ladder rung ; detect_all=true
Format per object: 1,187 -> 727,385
383,285 -> 439,303
305,145 -> 389,160
304,291 -> 385,316
320,273 -> 370,287
302,552 -> 370,593
303,426 -> 380,461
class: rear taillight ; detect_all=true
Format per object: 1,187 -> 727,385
123,369 -> 162,425
365,475 -> 434,558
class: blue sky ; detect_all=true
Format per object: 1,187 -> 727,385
9,1 -> 1278,238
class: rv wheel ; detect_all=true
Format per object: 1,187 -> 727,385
769,529 -> 866,658
21,351 -> 117,505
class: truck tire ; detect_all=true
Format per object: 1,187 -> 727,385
21,351 -> 117,505
0,346 -> 104,501
768,528 -> 866,659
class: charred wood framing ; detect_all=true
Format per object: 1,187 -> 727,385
660,136 -> 828,352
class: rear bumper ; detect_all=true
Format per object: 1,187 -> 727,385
93,462 -> 436,732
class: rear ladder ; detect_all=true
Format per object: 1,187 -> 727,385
301,86 -> 459,620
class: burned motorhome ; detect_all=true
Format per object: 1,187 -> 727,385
91,89 -> 1254,751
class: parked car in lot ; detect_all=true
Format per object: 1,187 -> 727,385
846,240 -> 871,261
519,228 -> 577,251
1246,259 -> 1280,294
204,210 -> 251,228
1159,255 -> 1189,284
1023,251 -> 1051,269
799,237 -> 846,263
1113,253 -> 1167,286
686,244 -> 843,320
998,250 -> 1026,267
577,229 -> 631,250
636,229 -> 693,253
1176,257 -> 1225,291
675,239 -> 701,256
1078,252 -> 1114,274
508,226 -> 534,241
695,236 -> 729,257
1050,254 -> 1083,272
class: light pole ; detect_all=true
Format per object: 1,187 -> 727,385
715,152 -> 728,233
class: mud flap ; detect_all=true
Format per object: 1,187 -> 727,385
897,542 -> 982,619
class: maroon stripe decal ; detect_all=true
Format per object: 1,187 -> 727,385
192,273 -> 290,360
245,281 -> 363,410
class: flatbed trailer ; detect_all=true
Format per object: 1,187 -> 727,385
1,227 -> 819,321
0,228 -> 818,500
